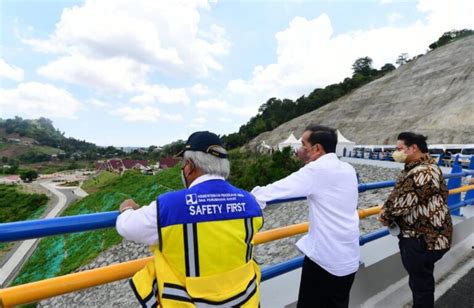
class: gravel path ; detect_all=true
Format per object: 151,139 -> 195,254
38,162 -> 443,307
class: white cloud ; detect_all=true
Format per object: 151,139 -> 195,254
226,1 -> 474,111
131,84 -> 189,105
37,54 -> 149,93
189,83 -> 209,96
112,106 -> 182,122
88,98 -> 110,108
189,116 -> 207,128
417,0 -> 474,30
0,82 -> 83,118
218,117 -> 232,123
22,0 -> 229,83
113,106 -> 161,122
388,12 -> 402,23
163,114 -> 183,122
195,98 -> 255,117
196,98 -> 231,112
0,58 -> 24,82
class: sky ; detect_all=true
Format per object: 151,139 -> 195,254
0,0 -> 473,147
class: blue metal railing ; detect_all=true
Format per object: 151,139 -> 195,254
262,256 -> 304,281
1,170 -> 473,243
261,197 -> 474,282
0,212 -> 119,242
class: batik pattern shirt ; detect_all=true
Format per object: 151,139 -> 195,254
382,156 -> 452,250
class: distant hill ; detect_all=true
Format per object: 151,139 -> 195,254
0,117 -> 121,163
246,34 -> 474,149
0,117 -> 64,146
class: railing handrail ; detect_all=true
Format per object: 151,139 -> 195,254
264,197 -> 474,281
1,172 -> 472,243
256,185 -> 473,245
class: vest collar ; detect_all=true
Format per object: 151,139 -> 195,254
189,174 -> 225,188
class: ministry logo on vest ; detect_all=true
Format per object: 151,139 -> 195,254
185,194 -> 198,205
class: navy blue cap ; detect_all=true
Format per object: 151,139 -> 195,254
175,131 -> 227,159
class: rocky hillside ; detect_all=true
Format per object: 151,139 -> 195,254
247,36 -> 474,149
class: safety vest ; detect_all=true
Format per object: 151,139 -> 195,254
130,179 -> 264,307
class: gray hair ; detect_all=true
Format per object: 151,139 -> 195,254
183,147 -> 230,179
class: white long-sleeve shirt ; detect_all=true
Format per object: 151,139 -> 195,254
251,153 -> 360,276
116,174 -> 225,245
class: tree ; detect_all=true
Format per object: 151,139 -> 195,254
352,57 -> 374,77
20,170 -> 39,182
396,53 -> 409,66
148,145 -> 158,153
429,29 -> 474,50
380,63 -> 396,74
66,160 -> 79,170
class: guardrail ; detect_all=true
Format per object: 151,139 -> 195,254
0,203 -> 391,307
1,171 -> 472,243
269,196 -> 474,281
0,170 -> 473,307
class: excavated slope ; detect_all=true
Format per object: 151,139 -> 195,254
247,36 -> 474,149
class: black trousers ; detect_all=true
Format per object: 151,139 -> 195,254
398,237 -> 448,308
297,256 -> 356,308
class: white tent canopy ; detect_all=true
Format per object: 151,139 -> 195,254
278,133 -> 301,152
336,130 -> 355,157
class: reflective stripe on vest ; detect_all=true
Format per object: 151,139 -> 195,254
244,218 -> 254,263
130,250 -> 262,307
184,223 -> 200,277
162,274 -> 258,307
130,278 -> 158,308
162,283 -> 193,303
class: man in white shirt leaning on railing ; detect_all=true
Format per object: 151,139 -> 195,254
251,125 -> 360,308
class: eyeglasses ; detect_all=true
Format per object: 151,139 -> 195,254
301,143 -> 317,151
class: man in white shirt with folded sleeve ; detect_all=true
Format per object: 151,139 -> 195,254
251,125 -> 359,308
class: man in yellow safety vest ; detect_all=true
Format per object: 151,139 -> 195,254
116,131 -> 263,307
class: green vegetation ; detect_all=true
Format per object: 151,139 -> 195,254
0,184 -> 48,223
228,147 -> 303,191
220,56 -> 395,149
13,166 -> 182,286
0,117 -> 125,163
429,29 -> 473,50
0,117 -> 95,153
81,171 -> 120,193
0,143 -> 63,164
32,160 -> 93,174
19,170 -> 39,182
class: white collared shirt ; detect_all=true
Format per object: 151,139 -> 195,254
251,153 -> 360,276
116,174 -> 225,245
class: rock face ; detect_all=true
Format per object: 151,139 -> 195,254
247,36 -> 474,150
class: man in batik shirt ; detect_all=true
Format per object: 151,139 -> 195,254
379,132 -> 452,308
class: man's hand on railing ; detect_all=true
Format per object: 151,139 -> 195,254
119,199 -> 139,213
378,209 -> 391,226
